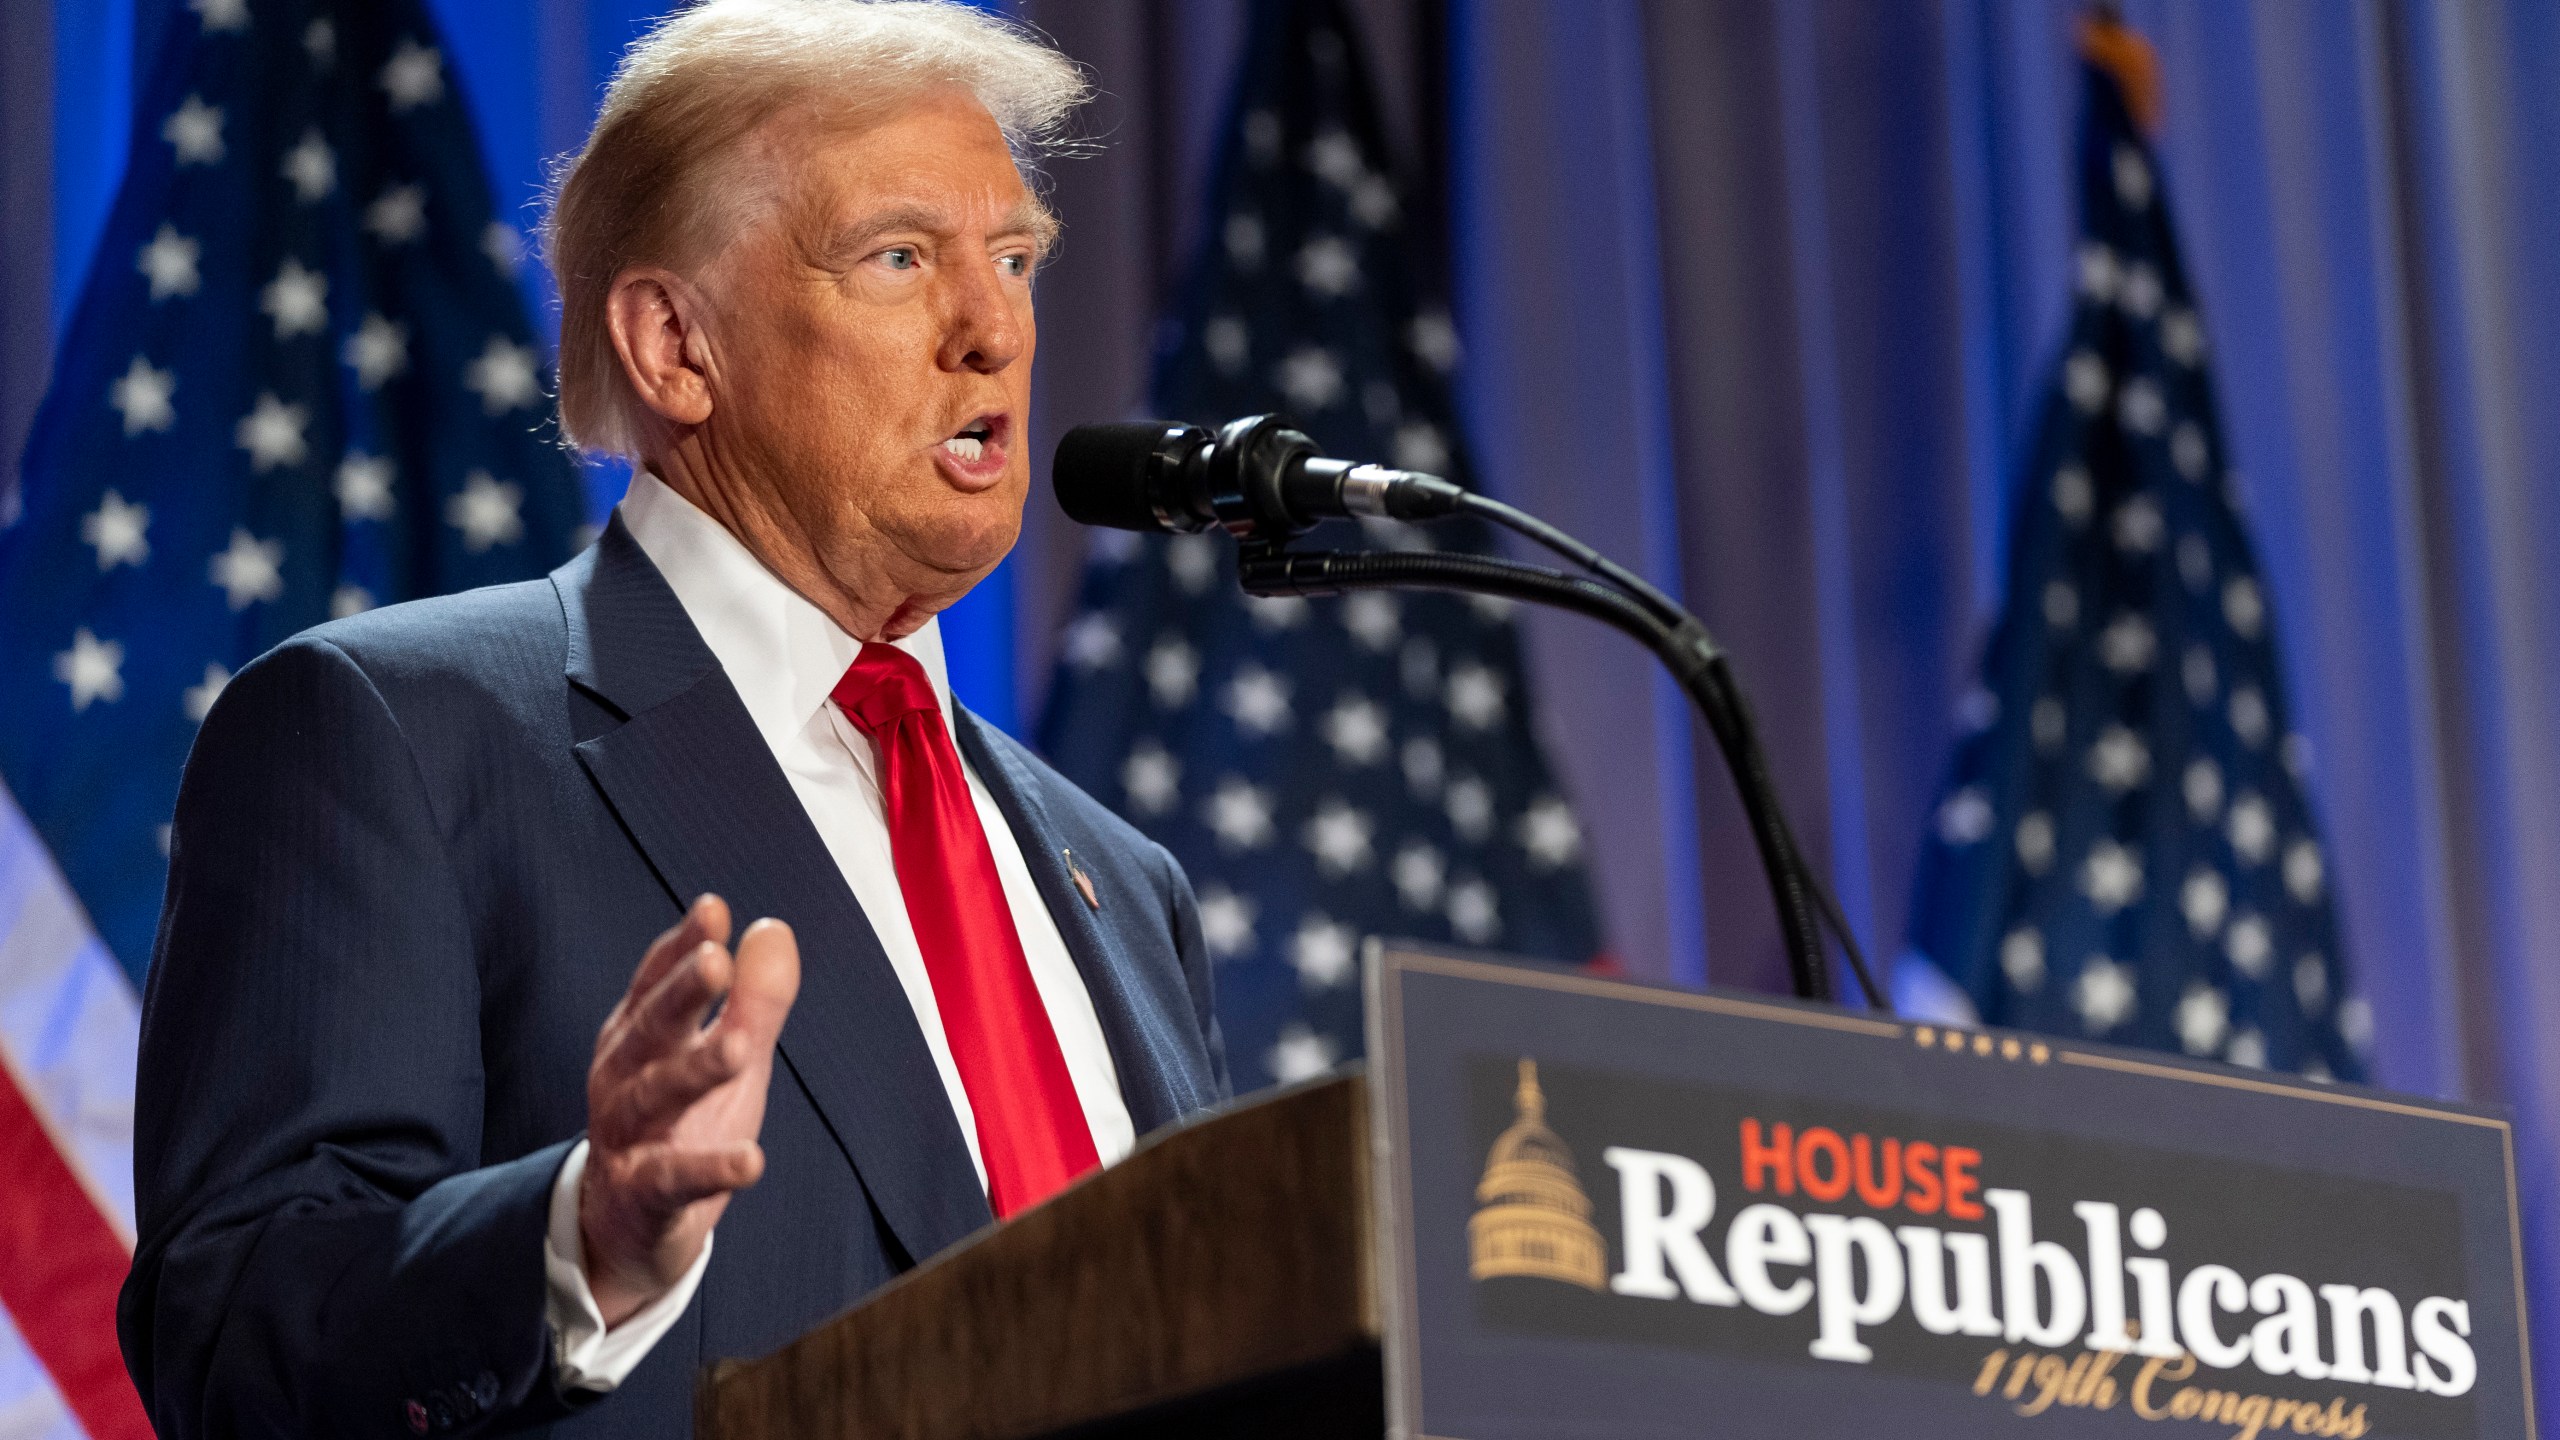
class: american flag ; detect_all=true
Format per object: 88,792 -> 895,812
1904,39 -> 2367,1082
0,0 -> 580,1432
1037,0 -> 1604,1092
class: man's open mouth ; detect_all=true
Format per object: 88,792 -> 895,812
943,417 -> 998,463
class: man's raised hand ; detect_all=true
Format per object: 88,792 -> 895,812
579,894 -> 801,1327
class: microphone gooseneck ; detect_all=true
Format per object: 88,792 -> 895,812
1052,416 -> 1884,1011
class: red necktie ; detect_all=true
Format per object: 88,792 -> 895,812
833,642 -> 1099,1217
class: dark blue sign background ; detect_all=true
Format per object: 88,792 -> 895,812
1367,947 -> 2532,1439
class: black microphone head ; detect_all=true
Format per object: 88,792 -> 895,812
1054,421 -> 1204,533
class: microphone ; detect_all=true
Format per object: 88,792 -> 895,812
1053,414 -> 1464,540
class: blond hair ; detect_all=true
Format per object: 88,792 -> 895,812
544,0 -> 1088,458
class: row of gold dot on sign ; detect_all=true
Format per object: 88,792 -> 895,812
1912,1025 -> 2052,1065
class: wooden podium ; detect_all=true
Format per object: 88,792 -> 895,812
693,1073 -> 1384,1440
692,947 -> 2533,1440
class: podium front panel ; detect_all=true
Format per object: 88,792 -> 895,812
1367,945 -> 2532,1439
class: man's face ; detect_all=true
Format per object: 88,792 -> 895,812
696,89 -> 1045,631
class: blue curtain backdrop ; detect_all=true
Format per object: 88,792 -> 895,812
6,0 -> 2557,1417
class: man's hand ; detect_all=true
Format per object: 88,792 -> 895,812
580,895 -> 801,1327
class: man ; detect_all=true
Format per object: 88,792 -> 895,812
118,3 -> 1227,1435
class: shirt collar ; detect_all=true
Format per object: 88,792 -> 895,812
616,469 -> 955,750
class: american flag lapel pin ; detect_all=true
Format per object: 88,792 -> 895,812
1063,848 -> 1100,911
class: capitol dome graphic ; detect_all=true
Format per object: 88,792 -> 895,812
1469,1058 -> 1607,1290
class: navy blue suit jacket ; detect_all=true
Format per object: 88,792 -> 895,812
118,520 -> 1228,1438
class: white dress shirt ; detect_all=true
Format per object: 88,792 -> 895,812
543,472 -> 1136,1390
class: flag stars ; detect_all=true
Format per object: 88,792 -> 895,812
1120,742 -> 1179,815
1444,774 -> 1495,843
1319,694 -> 1388,766
2111,494 -> 2163,554
1448,877 -> 1500,943
2229,685 -> 2271,748
2074,956 -> 2137,1032
1937,785 -> 1993,844
1445,661 -> 1505,730
335,451 -> 396,520
2284,839 -> 2325,903
331,585 -> 374,618
2000,928 -> 2046,992
1246,594 -> 1307,631
110,356 -> 176,435
182,662 -> 229,722
1267,1023 -> 1336,1083
281,129 -> 336,202
2182,644 -> 2218,706
366,183 -> 427,244
2116,376 -> 2166,436
2225,1029 -> 2268,1070
482,221 -> 525,275
261,257 -> 328,338
303,17 -> 336,67
2294,955 -> 2330,1014
2052,463 -> 2093,526
2176,983 -> 2229,1056
2112,142 -> 2154,210
190,0 -> 248,31
81,490 -> 150,569
164,94 -> 226,164
209,527 -> 285,609
1392,421 -> 1448,474
1295,234 -> 1360,297
343,312 -> 409,389
1304,128 -> 1363,188
1342,591 -> 1401,651
2064,350 -> 2109,412
2225,912 -> 2274,979
1291,914 -> 1358,989
1165,533 -> 1219,593
1408,311 -> 1460,373
2178,534 -> 2213,594
1204,776 -> 1274,851
1277,346 -> 1344,410
2222,573 -> 2263,635
2161,308 -> 2205,366
136,225 -> 201,300
1223,213 -> 1265,269
2081,839 -> 2144,912
1145,636 -> 1199,707
463,335 -> 541,413
1392,840 -> 1445,910
1223,663 -> 1293,736
1197,886 -> 1257,959
2178,768 -> 2228,845
2117,261 -> 2163,319
2181,867 -> 2229,939
1303,799 -> 1374,876
1203,315 -> 1249,373
380,38 -> 446,111
1518,797 -> 1582,869
2088,723 -> 2150,791
1349,173 -> 1398,229
1060,611 -> 1121,671
235,392 -> 309,470
2227,791 -> 2276,865
2015,811 -> 2056,874
2097,613 -> 2156,674
54,628 -> 125,710
447,470 -> 524,551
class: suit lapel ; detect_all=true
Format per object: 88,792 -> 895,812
555,522 -> 993,1265
952,709 -> 1203,1135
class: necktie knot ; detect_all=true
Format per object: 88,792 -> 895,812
833,642 -> 940,737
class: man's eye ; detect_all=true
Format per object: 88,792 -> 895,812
996,253 -> 1030,277
879,247 -> 919,270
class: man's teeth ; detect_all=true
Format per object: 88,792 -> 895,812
943,435 -> 985,462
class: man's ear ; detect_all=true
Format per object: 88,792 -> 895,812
605,267 -> 715,428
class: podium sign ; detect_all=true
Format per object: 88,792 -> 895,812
1369,946 -> 2534,1439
